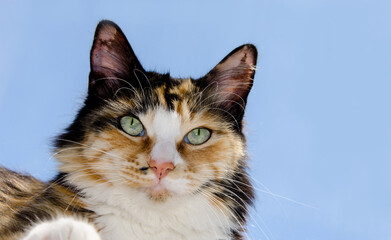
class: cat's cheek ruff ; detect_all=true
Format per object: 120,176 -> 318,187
56,134 -> 157,190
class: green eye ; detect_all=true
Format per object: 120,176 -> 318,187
120,116 -> 145,136
185,128 -> 211,145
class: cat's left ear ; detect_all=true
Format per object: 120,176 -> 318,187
201,44 -> 257,124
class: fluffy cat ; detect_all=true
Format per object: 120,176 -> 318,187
0,20 -> 257,240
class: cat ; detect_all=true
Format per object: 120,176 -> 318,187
0,20 -> 257,240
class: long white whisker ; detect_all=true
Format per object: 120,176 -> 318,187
133,69 -> 146,100
195,168 -> 318,210
196,188 -> 251,240
134,69 -> 153,90
198,188 -> 255,240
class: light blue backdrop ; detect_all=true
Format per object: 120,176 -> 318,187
1,1 -> 390,239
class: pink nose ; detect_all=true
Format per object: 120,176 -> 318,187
149,160 -> 174,180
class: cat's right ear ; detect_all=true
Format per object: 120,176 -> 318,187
88,20 -> 145,99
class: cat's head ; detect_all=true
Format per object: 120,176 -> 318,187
55,20 -> 257,202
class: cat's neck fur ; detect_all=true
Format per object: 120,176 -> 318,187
82,182 -> 236,240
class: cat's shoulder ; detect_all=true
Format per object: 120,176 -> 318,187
0,167 -> 93,239
0,167 -> 44,213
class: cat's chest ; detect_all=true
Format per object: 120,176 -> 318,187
96,210 -> 231,240
84,187 -> 234,240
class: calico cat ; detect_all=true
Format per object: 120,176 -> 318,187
0,20 -> 257,240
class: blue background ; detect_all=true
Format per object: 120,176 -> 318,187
1,1 -> 390,239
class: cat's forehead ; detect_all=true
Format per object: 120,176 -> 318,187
136,81 -> 203,136
139,107 -> 182,141
134,76 -> 199,114
151,77 -> 197,106
166,78 -> 195,95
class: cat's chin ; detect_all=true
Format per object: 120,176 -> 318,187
147,184 -> 172,202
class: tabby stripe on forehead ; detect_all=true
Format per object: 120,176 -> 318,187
175,100 -> 183,116
155,86 -> 167,106
164,92 -> 180,110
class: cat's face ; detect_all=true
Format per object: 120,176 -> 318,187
55,21 -> 257,202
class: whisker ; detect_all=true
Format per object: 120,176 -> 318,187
195,187 -> 251,240
194,168 -> 318,210
133,69 -> 146,101
134,69 -> 153,90
207,107 -> 240,128
197,188 -> 255,240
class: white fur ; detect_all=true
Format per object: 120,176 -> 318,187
23,217 -> 101,240
148,107 -> 184,165
83,184 -> 234,240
